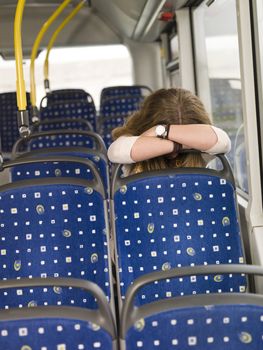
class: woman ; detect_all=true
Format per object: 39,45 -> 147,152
108,88 -> 231,175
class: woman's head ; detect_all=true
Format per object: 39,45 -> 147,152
112,88 -> 211,173
112,88 -> 211,139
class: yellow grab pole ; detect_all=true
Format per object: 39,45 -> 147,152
14,0 -> 27,111
44,0 -> 86,91
30,0 -> 71,114
14,0 -> 30,137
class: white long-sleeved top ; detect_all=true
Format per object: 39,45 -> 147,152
108,125 -> 231,164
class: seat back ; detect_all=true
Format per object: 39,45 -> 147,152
40,89 -> 93,106
100,85 -> 151,105
0,92 -> 31,153
12,130 -> 107,155
99,95 -> 143,148
0,278 -> 117,349
0,159 -> 113,309
11,149 -> 110,194
121,265 -> 263,350
40,99 -> 97,130
112,155 -> 246,307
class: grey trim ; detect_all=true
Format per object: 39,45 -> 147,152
0,155 -> 106,198
111,152 -> 235,197
12,129 -> 107,156
0,277 -> 116,338
132,0 -> 166,40
13,146 -> 108,161
122,292 -> 263,338
121,264 -> 263,336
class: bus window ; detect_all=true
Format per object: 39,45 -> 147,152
193,0 -> 248,193
0,45 -> 133,109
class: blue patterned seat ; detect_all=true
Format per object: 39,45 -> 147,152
0,278 -> 117,349
111,155 -> 246,307
12,130 -> 106,154
40,89 -> 93,106
0,92 -> 31,153
121,265 -> 263,350
40,99 -> 97,131
99,95 -> 144,148
0,159 -> 113,310
36,118 -> 93,132
100,85 -> 151,105
11,148 -> 110,194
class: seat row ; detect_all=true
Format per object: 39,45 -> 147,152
0,85 -> 151,154
0,86 -> 261,349
1,146 -> 263,348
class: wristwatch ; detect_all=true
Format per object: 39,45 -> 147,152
155,124 -> 169,139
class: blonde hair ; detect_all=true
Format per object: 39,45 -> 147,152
112,88 -> 211,174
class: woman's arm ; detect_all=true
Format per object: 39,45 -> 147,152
107,135 -> 174,163
107,124 -> 231,164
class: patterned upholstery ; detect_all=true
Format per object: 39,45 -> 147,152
38,119 -> 93,132
0,316 -> 113,349
100,85 -> 151,104
0,92 -> 31,153
29,133 -> 98,151
125,303 -> 263,349
11,150 -> 109,193
112,170 -> 246,306
40,100 -> 97,130
99,96 -> 143,148
0,179 -> 112,309
42,89 -> 92,105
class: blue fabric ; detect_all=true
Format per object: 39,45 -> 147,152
100,86 -> 150,104
126,304 -> 263,350
0,183 -> 111,309
0,317 -> 112,349
46,89 -> 92,104
29,134 -> 96,150
40,100 -> 97,130
114,173 -> 246,305
11,152 -> 109,194
0,92 -> 31,153
40,119 -> 92,132
99,96 -> 143,148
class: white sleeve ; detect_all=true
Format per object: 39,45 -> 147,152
205,126 -> 231,154
107,135 -> 140,164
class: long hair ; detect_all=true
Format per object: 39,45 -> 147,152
112,88 -> 212,174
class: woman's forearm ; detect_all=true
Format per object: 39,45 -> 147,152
131,137 -> 174,162
168,124 -> 218,150
107,124 -> 231,164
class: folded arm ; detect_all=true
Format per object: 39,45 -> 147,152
107,125 -> 231,164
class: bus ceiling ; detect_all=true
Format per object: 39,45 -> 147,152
0,0 -> 193,60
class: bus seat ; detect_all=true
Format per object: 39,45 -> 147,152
111,154 -> 246,309
11,149 -> 110,194
40,99 -> 97,131
36,118 -> 93,133
121,265 -> 263,350
100,85 -> 152,105
0,160 -> 113,310
0,92 -> 31,154
0,278 -> 117,350
12,130 -> 107,155
99,95 -> 144,148
40,89 -> 94,107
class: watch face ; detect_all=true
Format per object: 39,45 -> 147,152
156,125 -> 166,136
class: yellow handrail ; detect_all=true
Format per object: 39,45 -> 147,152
44,0 -> 86,90
14,0 -> 27,111
30,0 -> 71,108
